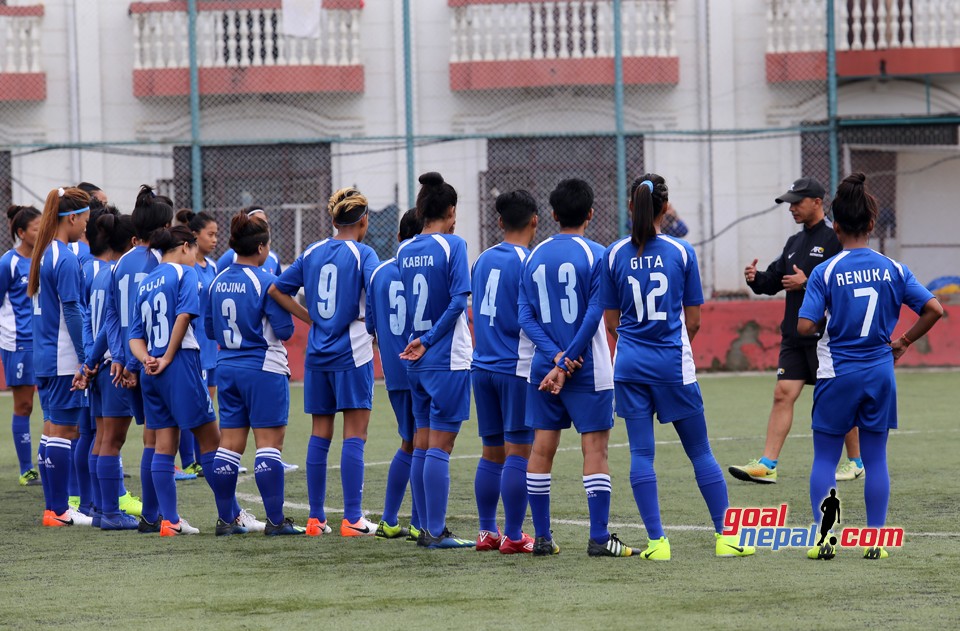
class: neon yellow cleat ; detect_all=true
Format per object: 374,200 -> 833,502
375,520 -> 410,539
639,536 -> 671,561
715,533 -> 756,558
118,491 -> 143,517
863,546 -> 888,560
406,524 -> 421,542
807,542 -> 837,560
18,469 -> 40,486
68,496 -> 80,510
728,460 -> 777,484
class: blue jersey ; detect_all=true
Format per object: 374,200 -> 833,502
217,248 -> 281,276
396,233 -> 472,373
601,235 -> 704,386
33,241 -> 84,376
0,249 -> 32,351
274,238 -> 378,371
81,258 -> 108,302
366,257 -> 410,391
471,242 -> 533,379
111,245 -> 161,370
799,248 -> 934,378
85,262 -> 121,366
206,264 -> 293,376
69,240 -> 93,267
130,263 -> 201,358
519,234 -> 612,392
194,257 -> 218,370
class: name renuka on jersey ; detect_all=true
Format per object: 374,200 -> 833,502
834,267 -> 893,287
402,255 -> 434,268
214,281 -> 247,294
138,275 -> 165,295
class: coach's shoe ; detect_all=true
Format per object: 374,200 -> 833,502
68,495 -> 80,510
836,460 -> 865,481
476,528 -> 503,551
67,507 -> 93,527
406,524 -> 421,543
18,469 -> 40,486
118,491 -> 142,517
100,512 -> 140,531
425,528 -> 475,549
237,508 -> 265,533
305,518 -> 332,537
863,546 -> 888,560
42,510 -> 74,527
588,533 -> 635,558
375,520 -> 410,539
640,537 -> 671,561
807,542 -> 837,560
499,533 -> 535,555
138,515 -> 162,534
265,517 -> 306,536
174,466 -> 197,482
715,533 -> 755,558
215,517 -> 249,537
532,535 -> 560,556
728,459 -> 778,484
160,518 -> 200,537
341,516 -> 378,537
182,462 -> 203,478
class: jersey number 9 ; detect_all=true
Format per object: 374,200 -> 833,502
317,264 -> 337,319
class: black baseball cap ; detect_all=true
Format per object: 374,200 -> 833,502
776,177 -> 825,204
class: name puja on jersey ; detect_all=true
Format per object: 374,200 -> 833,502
834,267 -> 892,287
138,275 -> 165,294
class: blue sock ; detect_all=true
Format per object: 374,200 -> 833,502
254,448 -> 285,525
67,438 -> 80,498
382,449 -> 412,527
410,448 -> 427,531
140,448 -> 159,522
38,436 -> 50,510
859,429 -> 890,528
341,437 -> 366,523
810,430 -> 845,524
526,472 -> 551,539
178,431 -> 196,468
206,449 -> 238,523
584,474 -> 611,544
501,455 -> 528,541
306,436 -> 330,521
673,415 -> 729,533
118,455 -> 128,496
850,456 -> 864,468
46,437 -> 72,515
151,453 -> 178,525
193,435 -> 202,466
88,452 -> 102,512
75,431 -> 93,513
97,455 -> 122,517
759,456 -> 777,469
630,453 -> 664,540
12,415 -> 32,474
475,457 -> 503,533
423,448 -> 451,536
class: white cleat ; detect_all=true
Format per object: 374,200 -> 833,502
67,508 -> 94,527
237,508 -> 266,532
835,460 -> 865,481
237,465 -> 248,474
282,461 -> 299,473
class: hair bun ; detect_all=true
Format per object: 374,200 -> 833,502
96,212 -> 116,230
845,172 -> 867,185
6,205 -> 22,221
418,172 -> 444,187
176,208 -> 196,225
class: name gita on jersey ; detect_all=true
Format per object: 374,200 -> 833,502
723,504 -> 904,550
630,254 -> 664,270
402,255 -> 434,268
834,267 -> 893,287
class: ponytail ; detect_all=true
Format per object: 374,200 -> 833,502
629,173 -> 668,255
28,187 -> 90,296
150,225 -> 196,253
132,184 -> 174,242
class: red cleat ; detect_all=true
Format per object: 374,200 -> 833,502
499,533 -> 535,554
476,528 -> 503,551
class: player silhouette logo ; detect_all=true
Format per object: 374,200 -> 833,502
817,488 -> 841,546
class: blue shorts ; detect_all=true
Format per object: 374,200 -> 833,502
202,367 -> 217,389
96,365 -> 134,419
37,375 -> 87,425
218,366 -> 289,429
387,389 -> 415,443
614,381 -> 704,424
525,384 -> 614,434
409,369 -> 471,433
472,369 -> 532,445
1,348 -> 35,387
812,366 -> 897,435
304,364 -> 374,415
142,351 -> 216,431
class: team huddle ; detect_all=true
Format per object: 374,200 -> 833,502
3,170 -> 941,559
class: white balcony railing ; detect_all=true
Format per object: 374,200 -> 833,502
450,0 -> 676,64
132,5 -> 360,70
0,9 -> 42,73
768,0 -> 960,54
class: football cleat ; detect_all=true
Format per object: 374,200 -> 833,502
282,461 -> 299,473
863,546 -> 888,560
406,524 -> 421,542
305,518 -> 332,537
68,495 -> 80,510
728,460 -> 778,484
340,516 -> 378,537
42,510 -> 74,527
640,536 -> 671,561
375,520 -> 410,539
67,507 -> 93,527
118,491 -> 142,517
138,515 -> 162,534
18,469 -> 40,486
160,519 -> 200,537
532,535 -> 560,556
499,533 -> 535,555
237,465 -> 248,474
587,533 -> 635,558
174,466 -> 197,481
807,542 -> 837,560
182,462 -> 203,478
100,512 -> 140,531
236,508 -> 265,533
265,517 -> 306,536
836,460 -> 865,481
91,510 -> 102,529
423,528 -> 475,549
715,533 -> 756,558
476,528 -> 503,551
215,517 -> 249,537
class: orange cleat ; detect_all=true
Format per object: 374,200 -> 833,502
306,517 -> 332,537
499,533 -> 535,554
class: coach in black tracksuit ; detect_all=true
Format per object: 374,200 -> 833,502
728,177 -> 860,484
